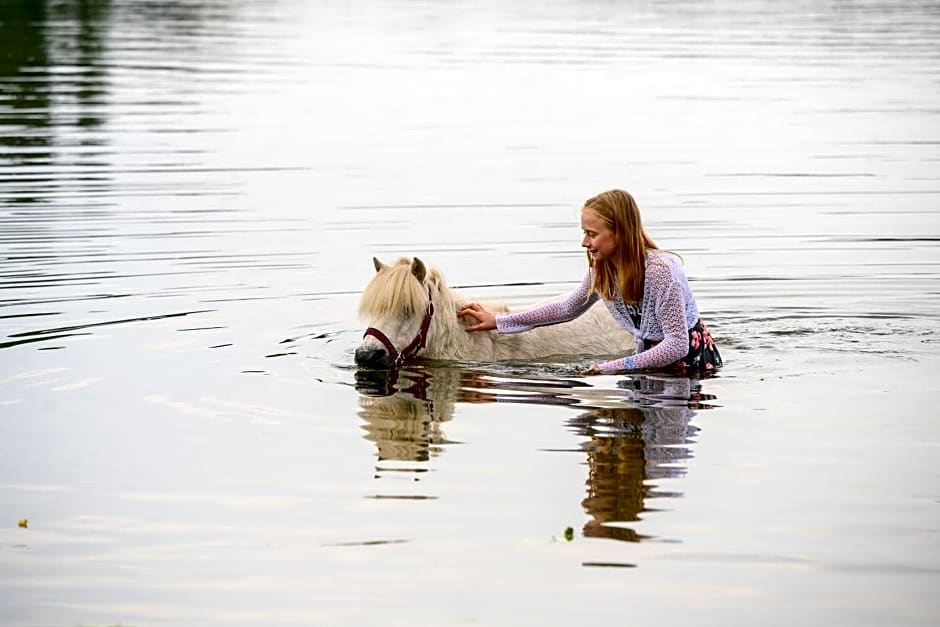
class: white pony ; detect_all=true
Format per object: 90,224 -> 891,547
355,256 -> 634,368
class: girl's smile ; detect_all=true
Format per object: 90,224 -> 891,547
581,209 -> 617,261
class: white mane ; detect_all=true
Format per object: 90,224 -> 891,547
359,257 -> 434,321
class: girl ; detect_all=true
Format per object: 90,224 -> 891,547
458,189 -> 722,375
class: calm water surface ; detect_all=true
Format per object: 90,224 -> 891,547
2,1 -> 939,625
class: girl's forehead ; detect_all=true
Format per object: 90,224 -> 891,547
581,209 -> 606,227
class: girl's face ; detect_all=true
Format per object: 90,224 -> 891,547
581,209 -> 618,261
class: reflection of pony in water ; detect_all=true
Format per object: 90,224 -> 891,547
355,367 -> 463,464
355,256 -> 634,369
355,364 -> 592,467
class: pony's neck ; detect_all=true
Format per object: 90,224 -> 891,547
424,284 -> 475,359
426,283 -> 507,361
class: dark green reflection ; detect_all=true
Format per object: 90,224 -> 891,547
0,0 -> 52,167
0,0 -> 110,204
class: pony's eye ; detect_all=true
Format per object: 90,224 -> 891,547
400,306 -> 413,319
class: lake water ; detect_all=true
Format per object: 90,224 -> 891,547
2,0 -> 939,625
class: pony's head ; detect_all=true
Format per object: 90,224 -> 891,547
356,256 -> 440,369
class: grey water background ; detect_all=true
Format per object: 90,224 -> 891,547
1,0 -> 939,625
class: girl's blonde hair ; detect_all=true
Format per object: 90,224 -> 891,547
583,189 -> 659,304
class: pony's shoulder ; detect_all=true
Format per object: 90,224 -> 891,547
483,301 -> 511,313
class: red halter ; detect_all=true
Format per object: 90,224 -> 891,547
362,286 -> 435,369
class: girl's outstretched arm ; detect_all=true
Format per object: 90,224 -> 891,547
494,272 -> 597,334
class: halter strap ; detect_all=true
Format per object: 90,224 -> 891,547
362,286 -> 435,368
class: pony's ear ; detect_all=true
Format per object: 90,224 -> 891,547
411,257 -> 427,282
373,257 -> 386,273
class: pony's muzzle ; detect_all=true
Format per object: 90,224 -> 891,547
355,345 -> 392,368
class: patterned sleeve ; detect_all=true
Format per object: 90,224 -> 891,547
597,258 -> 690,373
496,271 -> 598,334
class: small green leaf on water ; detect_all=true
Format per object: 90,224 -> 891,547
564,526 -> 574,541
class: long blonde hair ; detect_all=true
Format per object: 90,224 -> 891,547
583,189 -> 659,305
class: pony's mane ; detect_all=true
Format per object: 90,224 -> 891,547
359,257 -> 430,320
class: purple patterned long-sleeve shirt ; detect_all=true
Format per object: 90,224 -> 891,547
495,250 -> 701,373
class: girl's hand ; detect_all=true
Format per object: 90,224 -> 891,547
458,303 -> 497,332
580,364 -> 602,376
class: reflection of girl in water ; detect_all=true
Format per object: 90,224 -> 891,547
569,375 -> 713,542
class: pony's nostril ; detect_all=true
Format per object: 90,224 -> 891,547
355,347 -> 390,367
